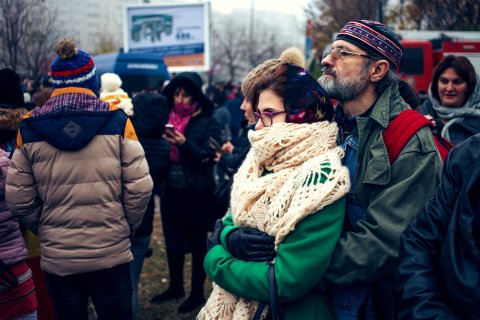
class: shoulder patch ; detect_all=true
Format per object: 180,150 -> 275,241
16,128 -> 23,148
124,118 -> 138,141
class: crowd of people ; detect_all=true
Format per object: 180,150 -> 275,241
1,18 -> 480,320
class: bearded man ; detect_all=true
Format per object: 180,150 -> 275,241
317,20 -> 443,320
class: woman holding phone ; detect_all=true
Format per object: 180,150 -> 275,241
150,72 -> 221,314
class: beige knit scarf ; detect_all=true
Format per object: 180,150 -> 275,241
197,121 -> 350,320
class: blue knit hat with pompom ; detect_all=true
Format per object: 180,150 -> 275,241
50,39 -> 98,91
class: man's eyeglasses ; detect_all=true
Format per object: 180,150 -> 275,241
253,111 -> 287,127
322,48 -> 371,61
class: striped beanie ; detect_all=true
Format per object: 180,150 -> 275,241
336,20 -> 403,71
50,39 -> 98,91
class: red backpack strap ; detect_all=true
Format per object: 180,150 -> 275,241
434,136 -> 454,162
382,109 -> 431,163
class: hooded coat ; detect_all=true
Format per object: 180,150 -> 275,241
417,75 -> 480,145
130,91 -> 170,237
6,87 -> 153,276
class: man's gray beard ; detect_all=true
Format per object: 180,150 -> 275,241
319,73 -> 369,102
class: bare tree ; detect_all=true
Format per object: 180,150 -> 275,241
22,7 -> 60,79
247,21 -> 280,68
388,0 -> 480,30
0,0 -> 59,78
306,0 -> 385,55
385,0 -> 421,30
211,10 -> 304,83
0,0 -> 34,72
92,32 -> 121,55
211,14 -> 249,82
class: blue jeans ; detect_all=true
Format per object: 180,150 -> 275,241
45,263 -> 132,320
331,135 -> 376,319
130,235 -> 151,320
329,285 -> 376,320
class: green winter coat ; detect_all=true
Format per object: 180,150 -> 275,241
204,199 -> 345,320
324,82 -> 443,286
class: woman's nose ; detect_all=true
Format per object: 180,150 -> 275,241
255,119 -> 264,130
174,95 -> 183,104
445,82 -> 455,91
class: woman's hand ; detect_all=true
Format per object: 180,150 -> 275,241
221,141 -> 234,154
226,227 -> 276,262
213,151 -> 222,162
213,141 -> 234,162
424,114 -> 436,127
207,219 -> 224,252
164,129 -> 186,145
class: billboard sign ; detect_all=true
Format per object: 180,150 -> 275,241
124,2 -> 210,72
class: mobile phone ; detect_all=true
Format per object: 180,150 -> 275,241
165,124 -> 175,133
209,137 -> 223,152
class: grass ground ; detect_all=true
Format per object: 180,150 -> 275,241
87,197 -> 212,320
135,198 -> 212,320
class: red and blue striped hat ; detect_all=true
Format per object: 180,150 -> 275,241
336,20 -> 403,71
50,39 -> 98,91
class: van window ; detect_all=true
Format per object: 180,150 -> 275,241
121,74 -> 167,95
400,48 -> 424,75
93,52 -> 170,96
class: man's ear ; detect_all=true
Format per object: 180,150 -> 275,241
369,60 -> 390,83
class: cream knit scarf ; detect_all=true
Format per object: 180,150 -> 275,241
198,121 -> 350,320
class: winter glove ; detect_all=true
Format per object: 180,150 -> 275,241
226,227 -> 276,262
207,219 -> 223,252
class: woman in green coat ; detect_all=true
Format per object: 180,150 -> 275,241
198,49 -> 349,320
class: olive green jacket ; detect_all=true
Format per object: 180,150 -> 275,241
324,83 -> 443,285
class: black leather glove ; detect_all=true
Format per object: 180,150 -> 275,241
207,219 -> 223,252
226,227 -> 276,262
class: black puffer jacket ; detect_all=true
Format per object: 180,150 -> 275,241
177,110 -> 221,191
130,91 -> 170,236
162,72 -> 222,191
396,133 -> 480,320
131,91 -> 170,187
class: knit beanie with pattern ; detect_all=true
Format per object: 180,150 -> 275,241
50,39 -> 98,91
336,20 -> 403,71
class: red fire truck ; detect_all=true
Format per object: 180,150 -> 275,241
398,31 -> 480,100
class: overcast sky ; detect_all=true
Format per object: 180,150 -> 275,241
209,0 -> 311,16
